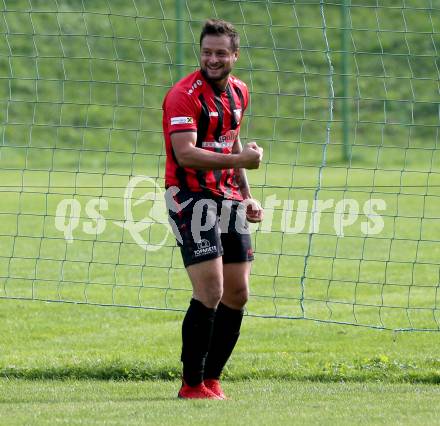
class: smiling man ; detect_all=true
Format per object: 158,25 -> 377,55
162,19 -> 264,400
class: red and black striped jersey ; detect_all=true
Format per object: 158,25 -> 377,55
162,69 -> 249,200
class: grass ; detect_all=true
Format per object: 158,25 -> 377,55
1,299 -> 440,424
1,299 -> 440,383
1,379 -> 440,425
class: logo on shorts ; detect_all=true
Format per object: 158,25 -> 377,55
194,239 -> 217,257
196,239 -> 211,250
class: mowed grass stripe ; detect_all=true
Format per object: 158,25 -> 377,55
0,379 -> 439,426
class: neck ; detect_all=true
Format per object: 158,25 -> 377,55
201,69 -> 229,92
212,77 -> 228,92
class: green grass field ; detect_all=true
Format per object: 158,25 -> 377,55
1,0 -> 440,423
2,380 -> 440,425
1,299 -> 440,424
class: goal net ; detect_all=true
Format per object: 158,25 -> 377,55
1,0 -> 439,331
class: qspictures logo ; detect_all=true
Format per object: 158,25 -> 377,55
54,175 -> 388,251
54,175 -> 170,251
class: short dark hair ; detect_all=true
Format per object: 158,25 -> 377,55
199,19 -> 240,52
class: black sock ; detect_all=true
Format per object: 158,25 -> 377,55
181,298 -> 216,386
204,302 -> 244,380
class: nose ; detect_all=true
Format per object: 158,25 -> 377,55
208,54 -> 219,64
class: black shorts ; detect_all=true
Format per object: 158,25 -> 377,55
167,190 -> 254,267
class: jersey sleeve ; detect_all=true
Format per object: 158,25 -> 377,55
163,88 -> 198,134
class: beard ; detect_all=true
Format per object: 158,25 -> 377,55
201,66 -> 231,82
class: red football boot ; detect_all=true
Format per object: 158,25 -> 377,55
177,381 -> 222,400
204,379 -> 227,400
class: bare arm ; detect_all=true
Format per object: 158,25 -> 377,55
171,131 -> 262,171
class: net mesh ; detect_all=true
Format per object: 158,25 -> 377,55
1,0 -> 440,331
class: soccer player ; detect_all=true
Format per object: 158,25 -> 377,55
162,19 -> 264,400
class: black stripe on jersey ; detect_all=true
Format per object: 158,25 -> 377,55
226,84 -> 238,130
195,94 -> 210,189
234,86 -> 245,114
197,95 -> 210,148
213,95 -> 224,143
213,95 -> 225,193
223,84 -> 239,195
222,165 -> 234,198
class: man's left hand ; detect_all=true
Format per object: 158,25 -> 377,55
245,198 -> 264,223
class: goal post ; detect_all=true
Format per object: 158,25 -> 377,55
1,0 -> 439,331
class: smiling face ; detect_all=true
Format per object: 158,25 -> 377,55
200,34 -> 239,88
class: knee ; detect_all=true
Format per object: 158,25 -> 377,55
224,286 -> 249,309
187,259 -> 224,308
203,287 -> 223,308
195,279 -> 223,309
235,287 -> 249,308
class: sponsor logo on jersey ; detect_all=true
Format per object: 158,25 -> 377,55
209,111 -> 219,117
187,79 -> 203,95
171,116 -> 194,125
218,129 -> 237,144
202,141 -> 234,149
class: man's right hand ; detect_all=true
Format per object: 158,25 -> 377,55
238,142 -> 263,169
